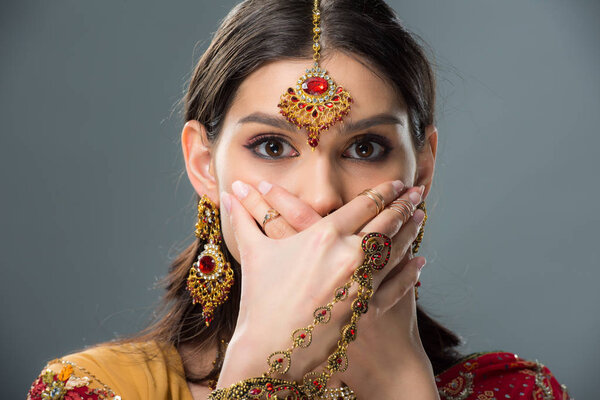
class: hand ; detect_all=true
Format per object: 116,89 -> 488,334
216,179 -> 408,388
218,179 -> 437,399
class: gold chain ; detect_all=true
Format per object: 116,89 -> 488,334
312,0 -> 321,63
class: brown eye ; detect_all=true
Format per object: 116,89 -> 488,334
355,141 -> 373,158
246,136 -> 299,159
342,136 -> 390,161
265,139 -> 283,157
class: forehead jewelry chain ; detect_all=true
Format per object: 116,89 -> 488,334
277,0 -> 353,149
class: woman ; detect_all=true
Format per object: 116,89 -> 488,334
27,0 -> 570,399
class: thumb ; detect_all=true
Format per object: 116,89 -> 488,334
221,191 -> 264,255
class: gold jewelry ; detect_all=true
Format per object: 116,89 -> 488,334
208,232 -> 392,399
277,0 -> 353,149
186,195 -> 235,326
262,208 -> 281,229
358,188 -> 385,215
411,200 -> 427,255
412,200 -> 427,301
389,198 -> 415,223
319,386 -> 356,399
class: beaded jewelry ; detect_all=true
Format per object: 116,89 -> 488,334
208,232 -> 391,399
186,195 -> 235,326
277,0 -> 353,149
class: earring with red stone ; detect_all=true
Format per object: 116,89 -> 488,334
186,195 -> 234,326
411,200 -> 427,301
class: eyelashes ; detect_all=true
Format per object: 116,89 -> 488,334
243,134 -> 299,159
243,133 -> 394,161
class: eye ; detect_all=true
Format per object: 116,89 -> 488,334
343,135 -> 392,161
244,135 -> 299,159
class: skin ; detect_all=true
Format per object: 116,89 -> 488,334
181,51 -> 439,399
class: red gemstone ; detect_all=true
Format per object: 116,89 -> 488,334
312,110 -> 318,118
317,105 -> 324,111
291,96 -> 299,102
321,310 -> 327,315
298,103 -> 306,108
337,357 -> 343,364
332,95 -> 340,101
277,358 -> 283,363
300,333 -> 306,339
266,383 -> 274,391
249,388 -> 262,395
336,87 -> 343,94
325,102 -> 333,108
287,88 -> 295,94
302,77 -> 329,95
305,105 -> 313,112
198,255 -> 216,274
308,138 -> 319,147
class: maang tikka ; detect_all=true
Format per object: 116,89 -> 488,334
278,0 -> 353,149
186,195 -> 234,326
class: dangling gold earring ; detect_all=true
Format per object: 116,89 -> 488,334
411,200 -> 427,300
186,195 -> 234,326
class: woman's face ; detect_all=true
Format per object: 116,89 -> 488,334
183,51 -> 436,263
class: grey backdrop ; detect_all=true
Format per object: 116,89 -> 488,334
2,1 -> 598,398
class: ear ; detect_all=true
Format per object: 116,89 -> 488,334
414,124 -> 438,200
181,120 -> 219,205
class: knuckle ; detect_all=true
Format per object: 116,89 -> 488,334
290,207 -> 312,227
316,222 -> 340,247
265,221 -> 282,239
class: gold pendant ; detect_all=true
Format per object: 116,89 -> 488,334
278,64 -> 352,149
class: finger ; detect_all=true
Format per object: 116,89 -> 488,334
325,180 -> 404,235
371,256 -> 425,315
223,191 -> 264,254
256,180 -> 322,231
359,185 -> 423,238
231,180 -> 297,239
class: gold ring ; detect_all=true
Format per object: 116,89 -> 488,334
262,209 -> 281,228
388,198 -> 415,223
358,188 -> 385,215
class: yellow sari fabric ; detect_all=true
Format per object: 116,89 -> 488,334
27,340 -> 194,400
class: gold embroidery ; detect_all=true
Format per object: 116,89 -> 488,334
476,391 -> 495,400
28,358 -> 121,400
533,360 -> 554,400
438,371 -> 474,400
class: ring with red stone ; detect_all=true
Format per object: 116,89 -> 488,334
262,208 -> 281,229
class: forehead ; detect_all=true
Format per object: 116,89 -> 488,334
225,51 -> 406,128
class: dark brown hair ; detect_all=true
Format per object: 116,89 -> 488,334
133,0 -> 461,383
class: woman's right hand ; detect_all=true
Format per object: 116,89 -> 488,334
216,180 -> 407,388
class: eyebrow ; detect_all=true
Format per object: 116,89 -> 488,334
237,112 -> 403,136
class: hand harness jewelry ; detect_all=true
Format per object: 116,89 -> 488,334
277,0 -> 352,149
208,232 -> 391,399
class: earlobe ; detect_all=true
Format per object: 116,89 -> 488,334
181,120 -> 219,204
414,125 -> 438,199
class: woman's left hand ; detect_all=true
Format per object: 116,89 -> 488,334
231,179 -> 439,399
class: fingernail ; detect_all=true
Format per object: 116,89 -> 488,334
232,180 -> 249,199
258,180 -> 272,195
392,180 -> 404,196
417,257 -> 427,271
409,191 -> 422,206
413,209 -> 425,225
220,191 -> 231,213
419,185 -> 425,195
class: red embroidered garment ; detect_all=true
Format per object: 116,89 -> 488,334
435,352 -> 571,400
